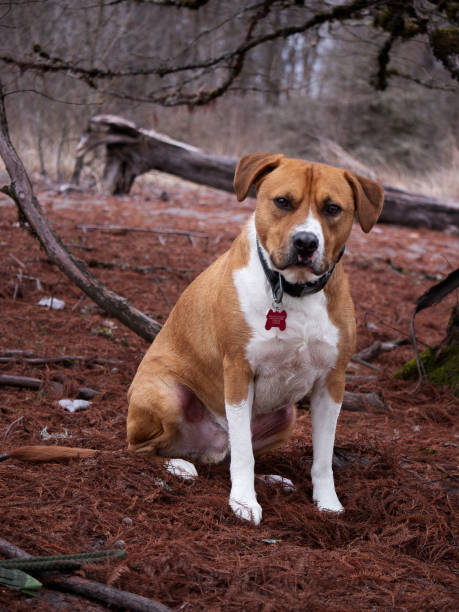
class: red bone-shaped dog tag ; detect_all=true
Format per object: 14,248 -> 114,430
265,309 -> 287,331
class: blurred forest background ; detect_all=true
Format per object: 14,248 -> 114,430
0,0 -> 458,198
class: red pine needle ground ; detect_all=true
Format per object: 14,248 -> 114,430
0,178 -> 457,610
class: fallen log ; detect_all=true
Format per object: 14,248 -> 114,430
74,114 -> 459,233
0,374 -> 98,399
0,353 -> 122,366
353,338 -> 409,362
0,374 -> 46,389
342,391 -> 386,412
74,114 -> 236,195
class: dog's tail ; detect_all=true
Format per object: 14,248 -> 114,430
0,445 -> 99,463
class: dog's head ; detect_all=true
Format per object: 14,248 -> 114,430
234,153 -> 384,283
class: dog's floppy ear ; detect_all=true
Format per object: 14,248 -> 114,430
234,153 -> 284,202
345,172 -> 384,233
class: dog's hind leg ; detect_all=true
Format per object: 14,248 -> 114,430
127,376 -> 228,482
128,380 -> 202,481
126,370 -> 186,461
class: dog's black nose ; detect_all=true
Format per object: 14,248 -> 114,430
292,231 -> 319,255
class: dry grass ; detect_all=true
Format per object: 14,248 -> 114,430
3,96 -> 458,202
375,141 -> 459,200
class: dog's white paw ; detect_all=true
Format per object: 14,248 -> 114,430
164,458 -> 198,480
256,474 -> 295,492
313,487 -> 344,513
229,496 -> 262,525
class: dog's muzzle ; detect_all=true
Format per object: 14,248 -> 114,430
292,231 -> 319,265
274,231 -> 326,276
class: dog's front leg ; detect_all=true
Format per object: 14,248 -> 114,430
224,358 -> 261,525
310,375 -> 344,513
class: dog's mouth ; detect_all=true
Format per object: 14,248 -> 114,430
272,250 -> 327,277
293,250 -> 319,268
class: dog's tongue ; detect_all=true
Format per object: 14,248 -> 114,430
297,252 -> 318,265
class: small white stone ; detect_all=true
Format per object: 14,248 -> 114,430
38,297 -> 65,310
59,398 -> 92,412
366,322 -> 379,331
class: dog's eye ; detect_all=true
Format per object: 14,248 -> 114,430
273,196 -> 292,210
324,202 -> 341,216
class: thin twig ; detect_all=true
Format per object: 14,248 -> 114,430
12,269 -> 22,300
71,294 -> 86,312
409,312 -> 426,392
84,259 -> 194,276
350,356 -> 381,371
22,274 -> 43,291
78,223 -> 208,241
3,415 -> 24,440
153,274 -> 172,310
9,253 -> 25,268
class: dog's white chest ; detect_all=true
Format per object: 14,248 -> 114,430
233,224 -> 339,414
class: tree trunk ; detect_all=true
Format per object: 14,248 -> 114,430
76,114 -> 459,233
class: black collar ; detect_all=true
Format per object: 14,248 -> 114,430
256,239 -> 345,303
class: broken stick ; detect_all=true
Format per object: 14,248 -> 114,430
342,391 -> 386,412
0,374 -> 98,399
0,537 -> 170,612
0,354 -> 122,366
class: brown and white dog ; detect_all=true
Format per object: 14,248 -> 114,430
126,153 -> 384,524
2,154 -> 383,525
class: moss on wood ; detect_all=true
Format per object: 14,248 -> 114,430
430,28 -> 459,62
396,305 -> 459,394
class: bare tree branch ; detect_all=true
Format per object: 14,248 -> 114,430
1,0 -> 456,105
105,0 -> 210,7
0,81 -> 161,342
7,0 -> 452,106
373,32 -> 397,90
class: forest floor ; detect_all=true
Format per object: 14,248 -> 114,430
0,174 -> 457,611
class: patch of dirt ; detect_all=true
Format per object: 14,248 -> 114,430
0,177 -> 457,611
